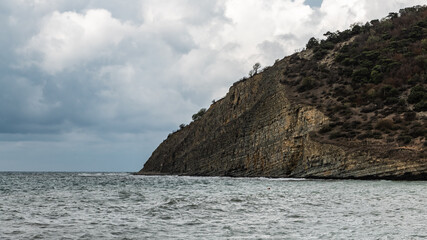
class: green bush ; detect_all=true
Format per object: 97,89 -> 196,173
409,26 -> 423,40
313,49 -> 329,60
414,55 -> 427,68
342,58 -> 356,66
385,97 -> 399,105
359,59 -> 374,68
306,37 -> 319,49
380,85 -> 399,99
407,85 -> 426,104
335,53 -> 348,63
351,24 -> 361,34
370,70 -> 383,83
352,67 -> 370,82
362,50 -> 380,60
414,100 -> 427,111
297,77 -> 317,92
370,65 -> 383,83
320,41 -> 335,50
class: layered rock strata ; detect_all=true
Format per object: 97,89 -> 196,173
138,57 -> 427,180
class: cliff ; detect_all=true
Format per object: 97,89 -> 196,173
138,6 -> 427,180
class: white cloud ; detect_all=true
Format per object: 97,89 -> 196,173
12,0 -> 427,130
20,9 -> 134,74
3,0 -> 426,170
219,0 -> 313,64
318,0 -> 427,34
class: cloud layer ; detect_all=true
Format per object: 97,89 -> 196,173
1,0 -> 425,171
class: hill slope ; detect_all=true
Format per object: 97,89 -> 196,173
138,6 -> 427,180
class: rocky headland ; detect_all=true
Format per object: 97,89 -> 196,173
138,6 -> 427,180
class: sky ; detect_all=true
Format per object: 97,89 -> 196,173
1,0 -> 425,172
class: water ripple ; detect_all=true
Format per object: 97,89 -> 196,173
0,172 -> 426,239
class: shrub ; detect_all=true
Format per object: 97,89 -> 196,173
393,115 -> 402,123
375,119 -> 394,130
352,67 -> 371,82
351,24 -> 361,34
409,26 -> 423,40
367,35 -> 381,44
320,41 -> 335,50
380,85 -> 399,99
192,108 -> 207,121
397,135 -> 412,144
306,37 -> 319,49
362,50 -> 380,61
313,49 -> 329,60
398,99 -> 406,106
407,85 -> 426,104
370,65 -> 384,83
342,58 -> 356,66
404,111 -> 417,121
414,55 -> 427,68
297,77 -> 316,92
360,59 -> 374,69
414,100 -> 427,111
385,97 -> 399,105
409,127 -> 427,138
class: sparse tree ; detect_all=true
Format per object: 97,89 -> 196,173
249,69 -> 254,77
192,108 -> 207,121
306,37 -> 319,49
387,12 -> 398,19
253,62 -> 261,74
249,63 -> 261,77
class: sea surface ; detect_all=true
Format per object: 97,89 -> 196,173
0,172 -> 426,239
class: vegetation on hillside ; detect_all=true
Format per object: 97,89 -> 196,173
281,5 -> 427,152
171,6 -> 426,159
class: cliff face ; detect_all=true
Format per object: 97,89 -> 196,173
140,55 -> 426,179
139,7 -> 427,179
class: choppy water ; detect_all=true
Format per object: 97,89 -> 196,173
0,172 -> 426,239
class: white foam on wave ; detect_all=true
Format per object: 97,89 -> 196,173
77,172 -> 130,177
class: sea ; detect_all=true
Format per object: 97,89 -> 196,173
0,172 -> 426,239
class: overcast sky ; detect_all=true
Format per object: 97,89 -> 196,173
1,0 -> 425,172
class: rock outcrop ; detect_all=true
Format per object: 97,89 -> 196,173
139,55 -> 426,179
138,7 -> 427,180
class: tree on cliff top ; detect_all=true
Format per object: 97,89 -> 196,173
306,37 -> 319,49
192,108 -> 206,121
249,63 -> 261,77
